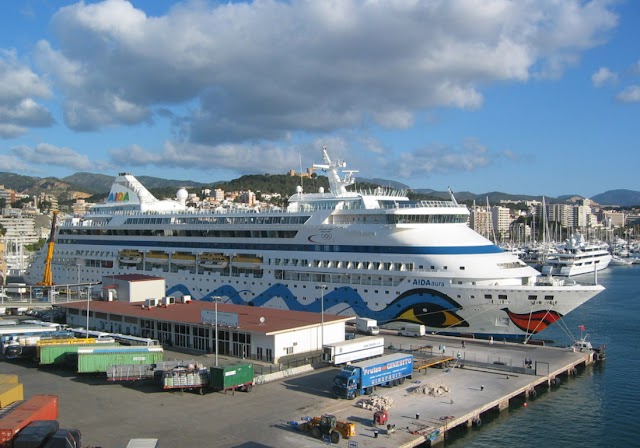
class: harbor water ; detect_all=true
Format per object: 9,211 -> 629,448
445,265 -> 640,447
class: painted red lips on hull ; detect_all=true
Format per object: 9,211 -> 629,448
502,308 -> 564,334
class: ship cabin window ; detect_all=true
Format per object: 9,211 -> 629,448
430,266 -> 435,270
484,294 -> 492,299
498,295 -> 507,300
470,295 -> 475,299
443,266 -> 448,270
459,266 -> 465,270
528,295 -> 537,301
544,295 -> 554,301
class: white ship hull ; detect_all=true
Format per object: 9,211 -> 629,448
26,148 -> 604,340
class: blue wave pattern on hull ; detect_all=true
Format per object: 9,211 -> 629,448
165,283 -> 465,325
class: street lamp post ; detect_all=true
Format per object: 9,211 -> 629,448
316,285 -> 327,350
85,286 -> 90,338
213,296 -> 222,366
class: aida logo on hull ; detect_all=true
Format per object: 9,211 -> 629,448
108,192 -> 130,202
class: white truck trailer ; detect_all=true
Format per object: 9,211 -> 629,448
322,336 -> 384,365
355,317 -> 380,335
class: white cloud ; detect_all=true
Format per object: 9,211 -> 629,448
109,141 -> 304,175
591,67 -> 618,87
10,143 -> 112,171
32,0 -> 617,147
0,124 -> 26,139
0,49 -> 53,137
396,139 -> 512,178
616,85 -> 640,103
0,154 -> 34,173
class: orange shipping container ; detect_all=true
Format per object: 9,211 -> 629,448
0,394 -> 58,447
0,374 -> 18,385
0,383 -> 23,408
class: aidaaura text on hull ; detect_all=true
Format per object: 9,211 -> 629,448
26,147 -> 604,340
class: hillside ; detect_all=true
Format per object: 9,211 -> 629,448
1,171 -> 639,206
591,189 -> 640,207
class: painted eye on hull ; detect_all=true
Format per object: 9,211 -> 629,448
394,303 -> 469,328
502,309 -> 563,333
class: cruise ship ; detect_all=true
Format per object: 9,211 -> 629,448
25,147 -> 604,340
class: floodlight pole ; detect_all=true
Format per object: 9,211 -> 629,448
316,285 -> 327,349
213,296 -> 222,366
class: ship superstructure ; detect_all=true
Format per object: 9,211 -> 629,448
26,147 -> 604,340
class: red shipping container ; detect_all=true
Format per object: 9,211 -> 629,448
0,395 -> 58,447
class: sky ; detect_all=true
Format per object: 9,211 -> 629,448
0,0 -> 638,198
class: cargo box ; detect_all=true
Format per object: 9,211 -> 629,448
38,343 -> 120,366
0,395 -> 58,447
209,363 -> 254,392
77,346 -> 163,373
42,428 -> 81,448
12,420 -> 59,448
0,374 -> 18,385
0,383 -> 23,408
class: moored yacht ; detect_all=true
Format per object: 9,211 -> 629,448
541,234 -> 612,276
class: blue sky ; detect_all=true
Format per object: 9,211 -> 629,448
0,0 -> 638,198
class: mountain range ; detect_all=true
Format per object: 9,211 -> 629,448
0,171 -> 639,207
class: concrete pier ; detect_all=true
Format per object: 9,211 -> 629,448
302,334 -> 605,448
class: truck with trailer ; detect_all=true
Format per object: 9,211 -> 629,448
322,336 -> 384,365
355,317 -> 380,335
332,353 -> 413,399
398,323 -> 426,337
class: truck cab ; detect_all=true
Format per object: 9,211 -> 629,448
332,365 -> 360,399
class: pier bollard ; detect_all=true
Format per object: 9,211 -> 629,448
374,430 -> 378,438
416,412 -> 420,419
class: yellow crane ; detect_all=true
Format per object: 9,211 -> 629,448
39,211 -> 59,287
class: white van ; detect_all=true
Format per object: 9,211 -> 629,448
398,323 -> 426,337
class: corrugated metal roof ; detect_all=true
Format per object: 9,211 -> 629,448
57,300 -> 352,335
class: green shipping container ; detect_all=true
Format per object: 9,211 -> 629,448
39,343 -> 120,365
0,374 -> 18,385
0,383 -> 23,408
77,346 -> 164,373
209,363 -> 254,392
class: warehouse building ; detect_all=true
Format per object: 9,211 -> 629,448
56,274 -> 352,364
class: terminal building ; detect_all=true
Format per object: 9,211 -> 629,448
55,274 -> 353,364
